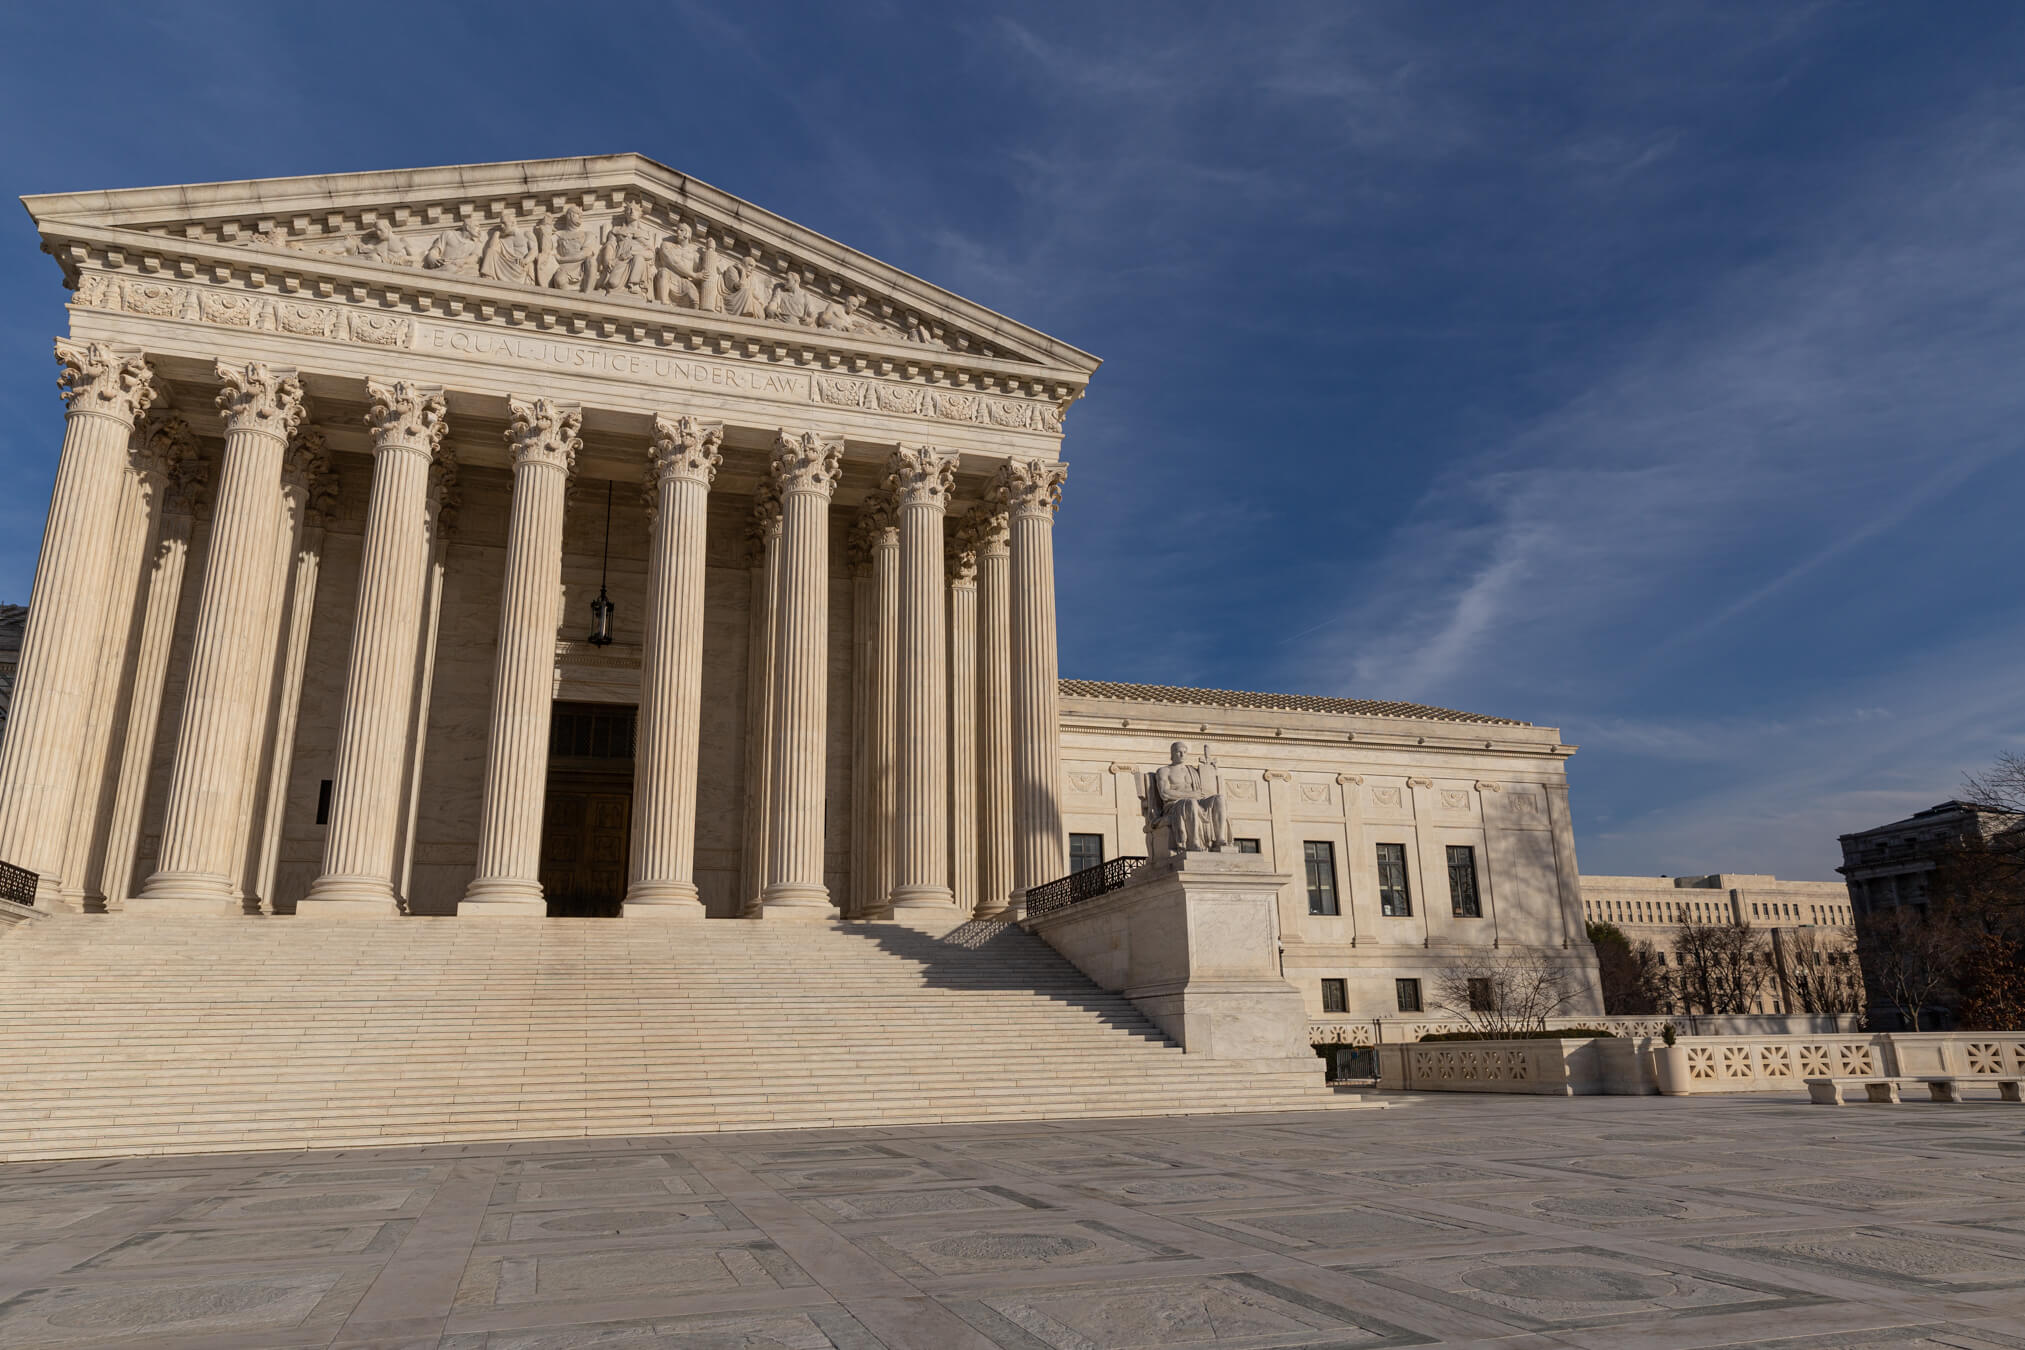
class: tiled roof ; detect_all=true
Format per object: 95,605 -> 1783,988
1057,679 -> 1530,727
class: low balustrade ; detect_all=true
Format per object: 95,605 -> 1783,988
1023,855 -> 1147,920
1372,1030 -> 2025,1097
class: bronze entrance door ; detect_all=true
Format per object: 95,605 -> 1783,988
539,702 -> 636,918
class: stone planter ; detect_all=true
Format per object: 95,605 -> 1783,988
1653,1043 -> 1691,1096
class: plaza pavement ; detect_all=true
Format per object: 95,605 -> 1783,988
0,1092 -> 2021,1349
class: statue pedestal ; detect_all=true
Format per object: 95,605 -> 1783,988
1025,851 -> 1314,1065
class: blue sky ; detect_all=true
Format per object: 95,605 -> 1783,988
4,3 -> 2022,882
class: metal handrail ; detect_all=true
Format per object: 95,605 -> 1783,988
0,859 -> 37,907
1025,855 -> 1148,919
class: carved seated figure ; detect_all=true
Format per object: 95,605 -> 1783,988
1140,741 -> 1233,858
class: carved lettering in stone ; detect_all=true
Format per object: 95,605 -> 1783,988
55,339 -> 155,422
887,445 -> 956,508
770,428 -> 843,497
505,396 -> 581,473
365,380 -> 448,458
215,361 -> 305,439
994,457 -> 1068,518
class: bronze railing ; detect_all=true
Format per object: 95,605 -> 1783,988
1024,855 -> 1147,920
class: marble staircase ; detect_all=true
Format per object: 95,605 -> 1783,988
0,914 -> 1355,1161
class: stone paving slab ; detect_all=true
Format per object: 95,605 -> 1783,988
0,1093 -> 2021,1348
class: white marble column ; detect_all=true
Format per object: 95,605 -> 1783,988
57,430 -> 166,909
627,414 -> 723,918
393,455 -> 457,908
0,341 -> 154,906
302,382 -> 446,917
848,527 -> 875,921
737,483 -> 781,919
971,506 -> 1014,918
890,447 -> 957,917
761,429 -> 842,918
230,432 -> 315,909
135,361 -> 303,913
846,493 -> 898,920
99,417 -> 201,909
252,437 -> 333,912
463,397 -> 579,915
996,458 -> 1069,911
946,525 -> 980,918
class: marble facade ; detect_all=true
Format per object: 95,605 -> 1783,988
0,156 -> 1087,924
1,157 -> 1598,1019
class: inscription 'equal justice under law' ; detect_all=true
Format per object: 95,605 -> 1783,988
420,324 -> 811,398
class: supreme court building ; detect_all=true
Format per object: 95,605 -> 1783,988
0,156 -> 1600,1022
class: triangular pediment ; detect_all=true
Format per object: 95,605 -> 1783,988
23,154 -> 1099,383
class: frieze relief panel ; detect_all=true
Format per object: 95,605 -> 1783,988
67,269 -> 1067,433
162,193 -> 1009,362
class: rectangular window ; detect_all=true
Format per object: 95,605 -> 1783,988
1467,976 -> 1494,1013
315,779 -> 333,826
1321,978 -> 1347,1013
1303,841 -> 1339,915
1234,837 -> 1261,854
1395,977 -> 1422,1013
1068,833 -> 1104,875
1376,843 -> 1412,916
1447,844 -> 1480,917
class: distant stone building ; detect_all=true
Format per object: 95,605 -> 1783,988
1837,800 -> 2025,916
1580,872 -> 1857,1016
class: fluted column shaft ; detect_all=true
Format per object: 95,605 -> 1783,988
0,341 -> 154,906
58,450 -> 160,909
887,447 -> 956,915
254,514 -> 324,912
998,459 -> 1069,910
464,398 -> 579,915
100,420 -> 201,909
946,541 -> 979,918
973,512 -> 1014,918
394,459 -> 454,908
232,465 -> 306,906
628,415 -> 722,917
846,495 -> 898,920
738,487 -> 781,918
762,430 -> 842,918
137,362 -> 303,913
304,383 -> 445,916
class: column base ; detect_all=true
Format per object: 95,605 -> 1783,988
624,880 -> 705,919
299,873 -> 402,917
761,882 -> 835,921
460,876 -> 546,917
891,884 -> 955,911
128,870 -> 242,915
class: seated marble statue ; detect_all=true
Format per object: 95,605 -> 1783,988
1141,741 -> 1233,856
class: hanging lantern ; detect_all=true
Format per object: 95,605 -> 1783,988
586,480 -> 616,646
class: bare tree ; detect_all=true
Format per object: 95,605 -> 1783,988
1856,903 -> 1966,1031
1961,751 -> 2025,814
1782,929 -> 1866,1018
1430,949 -> 1584,1037
1670,920 -> 1769,1015
1587,921 -> 1671,1015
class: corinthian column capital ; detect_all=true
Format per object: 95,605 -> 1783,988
131,410 -> 197,484
649,414 -> 725,488
505,396 -> 581,473
993,457 -> 1067,519
365,379 -> 448,457
428,451 -> 462,534
745,478 -> 783,561
56,339 -> 155,424
886,445 -> 956,510
215,360 -> 306,440
282,424 -> 329,497
771,429 -> 843,498
847,489 -> 898,575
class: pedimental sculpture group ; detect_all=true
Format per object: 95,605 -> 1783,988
0,155 -> 1603,1023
